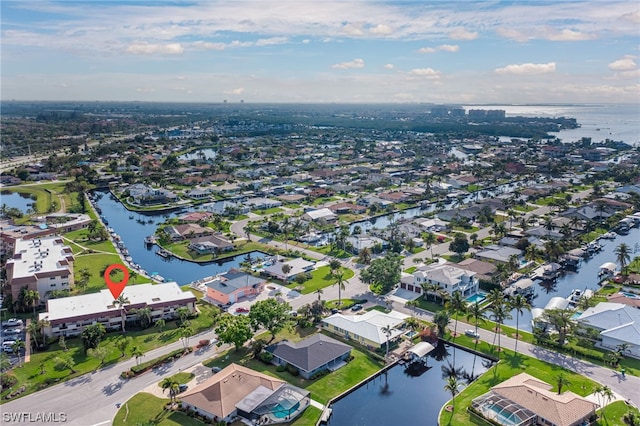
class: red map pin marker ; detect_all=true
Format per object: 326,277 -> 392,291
104,264 -> 129,299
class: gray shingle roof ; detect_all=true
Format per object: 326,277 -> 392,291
266,334 -> 351,373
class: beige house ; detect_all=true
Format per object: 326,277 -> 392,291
471,373 -> 598,426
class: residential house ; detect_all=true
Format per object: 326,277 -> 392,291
166,223 -> 214,240
244,197 -> 283,211
127,184 -> 178,205
456,258 -> 498,283
302,208 -> 337,223
181,363 -> 310,424
400,262 -> 479,298
262,258 -> 315,282
575,302 -> 640,358
6,236 -> 74,302
39,282 -> 197,338
345,235 -> 387,254
322,310 -> 409,350
475,245 -> 522,264
472,373 -> 597,426
188,234 -> 234,255
266,334 -> 352,379
178,211 -> 213,223
204,271 -> 267,305
328,203 -> 367,215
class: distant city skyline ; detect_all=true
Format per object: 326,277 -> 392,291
1,1 -> 638,104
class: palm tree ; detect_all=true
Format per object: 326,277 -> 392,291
614,243 -> 631,275
37,317 -> 50,344
160,378 -> 180,404
358,247 -> 372,265
445,291 -> 466,338
26,320 -> 40,348
424,232 -> 436,259
466,301 -> 486,339
129,270 -> 138,284
179,325 -> 193,349
555,372 -> 571,395
382,325 -> 392,359
334,270 -> 346,308
488,301 -> 512,353
433,310 -> 451,337
510,294 -> 531,354
113,295 -> 130,332
24,289 -> 40,318
281,264 -> 292,283
595,385 -> 614,417
543,217 -> 555,238
420,282 -> 439,303
315,288 -> 323,303
444,376 -> 460,412
12,340 -> 26,366
131,346 -> 144,365
155,318 -> 166,333
135,306 -> 153,329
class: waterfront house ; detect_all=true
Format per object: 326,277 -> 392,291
38,282 -> 197,338
301,208 -> 337,223
262,258 -> 315,282
181,363 -> 310,424
127,184 -> 178,205
400,262 -> 479,298
188,234 -> 234,255
322,310 -> 409,350
204,271 -> 267,305
345,235 -> 387,254
475,244 -> 522,264
167,223 -> 214,240
575,302 -> 640,358
471,373 -> 597,426
266,334 -> 352,379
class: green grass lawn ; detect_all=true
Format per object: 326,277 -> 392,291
312,245 -> 352,259
157,372 -> 195,387
3,297 -> 217,401
289,405 -> 322,426
113,393 -> 204,426
286,266 -> 355,294
255,207 -> 284,215
324,299 -> 362,310
438,344 -> 599,426
163,240 -> 270,263
404,266 -> 417,274
596,400 -> 640,426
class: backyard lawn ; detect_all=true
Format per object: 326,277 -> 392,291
113,393 -> 204,426
286,266 -> 355,294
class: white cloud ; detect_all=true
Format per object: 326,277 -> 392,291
224,87 -> 244,95
619,10 -> 640,25
193,41 -> 225,50
448,28 -> 478,40
135,88 -> 156,92
342,23 -> 364,36
302,39 -> 310,44
439,44 -> 459,52
332,58 -> 365,69
418,44 -> 459,53
384,63 -> 394,70
617,69 -> 640,79
408,68 -> 441,79
546,28 -> 595,41
608,55 -> 637,71
126,42 -> 184,55
255,36 -> 288,46
496,28 -> 532,42
495,62 -> 556,75
370,24 -> 393,35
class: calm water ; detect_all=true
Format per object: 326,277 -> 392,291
503,227 -> 640,332
91,191 -> 266,285
1,191 -> 36,213
328,343 -> 494,426
178,148 -> 217,161
464,104 -> 640,146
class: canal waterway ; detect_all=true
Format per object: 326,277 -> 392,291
503,226 -> 640,332
1,191 -> 37,213
91,191 -> 267,285
327,343 -> 494,426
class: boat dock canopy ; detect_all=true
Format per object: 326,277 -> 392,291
407,342 -> 435,358
599,262 -> 617,272
513,279 -> 534,290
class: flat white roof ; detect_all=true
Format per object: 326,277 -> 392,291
40,282 -> 195,322
323,310 -> 409,345
8,236 -> 72,279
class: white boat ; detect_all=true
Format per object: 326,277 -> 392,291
600,232 -> 616,240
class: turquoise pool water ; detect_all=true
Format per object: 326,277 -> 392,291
466,293 -> 487,304
271,400 -> 299,418
488,405 -> 521,426
621,291 -> 640,300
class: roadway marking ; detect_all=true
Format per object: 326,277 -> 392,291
89,421 -> 111,426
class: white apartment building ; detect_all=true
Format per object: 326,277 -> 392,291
6,236 -> 74,302
400,262 -> 479,298
39,282 -> 197,338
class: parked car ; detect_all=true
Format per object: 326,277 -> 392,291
350,304 -> 363,312
211,366 -> 222,374
464,329 -> 480,338
3,329 -> 22,336
235,307 -> 250,314
331,308 -> 340,314
2,341 -> 16,353
178,384 -> 188,393
2,319 -> 23,328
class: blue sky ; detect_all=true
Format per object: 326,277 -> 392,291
1,0 -> 638,103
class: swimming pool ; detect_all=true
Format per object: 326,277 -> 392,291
466,292 -> 487,304
621,292 -> 640,300
271,400 -> 299,418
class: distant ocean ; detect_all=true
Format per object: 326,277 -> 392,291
463,104 -> 640,146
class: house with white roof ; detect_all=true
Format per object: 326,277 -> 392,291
6,236 -> 74,302
400,262 -> 479,298
575,302 -> 640,358
39,282 -> 197,338
262,258 -> 315,282
322,310 -> 409,350
475,244 -> 522,264
301,208 -> 337,223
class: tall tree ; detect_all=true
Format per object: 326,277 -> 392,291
444,376 -> 460,412
113,295 -> 130,332
248,298 -> 291,341
555,372 -> 571,395
360,253 -> 402,294
614,243 -> 631,275
131,346 -> 144,365
160,378 -> 180,404
215,314 -> 252,351
433,310 -> 451,337
81,323 -> 106,352
488,299 -> 512,353
87,346 -> 109,366
333,269 -> 346,308
510,294 -> 531,354
115,336 -> 132,357
445,291 -> 467,338
542,309 -> 575,346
